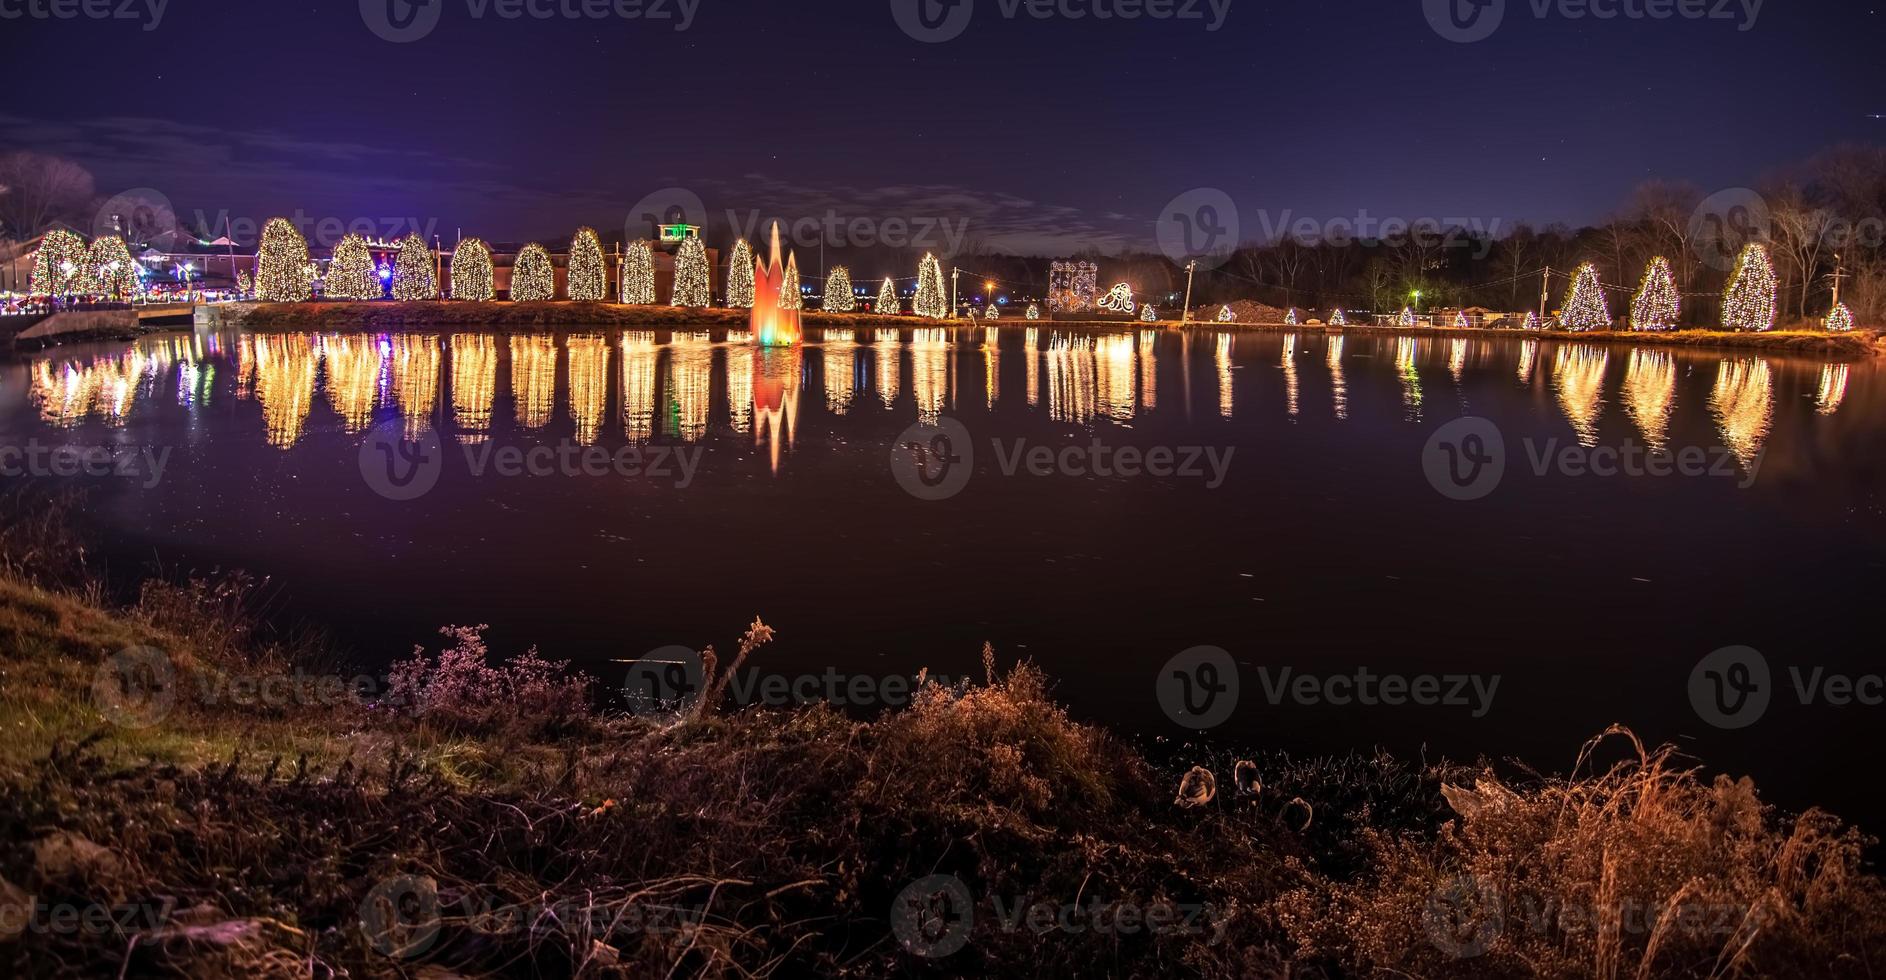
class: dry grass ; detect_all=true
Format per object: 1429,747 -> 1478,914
1,516 -> 1883,977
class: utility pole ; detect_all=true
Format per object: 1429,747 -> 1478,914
1830,254 -> 1847,308
951,268 -> 959,319
1537,266 -> 1552,321
1180,259 -> 1197,326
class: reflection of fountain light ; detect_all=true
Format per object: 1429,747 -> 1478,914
727,339 -> 754,433
1396,337 -> 1422,420
912,328 -> 950,424
984,327 -> 1000,408
1097,334 -> 1135,421
510,334 -> 557,430
1448,338 -> 1467,383
1327,335 -> 1347,421
392,334 -> 441,441
821,332 -> 857,415
323,334 -> 384,433
1215,333 -> 1234,419
667,332 -> 713,441
255,334 -> 320,448
752,346 -> 803,472
874,328 -> 902,409
1025,327 -> 1041,408
450,334 -> 497,443
1552,345 -> 1609,447
620,332 -> 659,440
1049,333 -> 1099,424
1516,340 -> 1538,385
1138,330 -> 1158,411
566,334 -> 609,445
1621,349 -> 1676,451
1282,333 -> 1300,418
1816,363 -> 1849,416
1711,358 -> 1773,467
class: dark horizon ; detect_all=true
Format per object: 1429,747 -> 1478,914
0,0 -> 1876,254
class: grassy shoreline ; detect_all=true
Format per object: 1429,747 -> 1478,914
2,508 -> 1884,977
210,301 -> 1883,359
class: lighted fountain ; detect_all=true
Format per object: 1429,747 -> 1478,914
751,222 -> 803,347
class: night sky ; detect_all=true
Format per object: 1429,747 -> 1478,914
1,0 -> 1877,253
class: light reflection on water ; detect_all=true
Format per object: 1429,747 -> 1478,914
17,326 -> 1867,484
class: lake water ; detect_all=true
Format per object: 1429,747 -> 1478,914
2,325 -> 1881,823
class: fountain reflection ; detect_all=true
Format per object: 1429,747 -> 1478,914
752,346 -> 802,473
727,339 -> 754,433
1621,349 -> 1676,451
1552,345 -> 1608,447
1711,358 -> 1773,467
511,334 -> 557,430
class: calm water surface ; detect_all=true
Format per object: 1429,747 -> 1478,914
3,326 -> 1881,822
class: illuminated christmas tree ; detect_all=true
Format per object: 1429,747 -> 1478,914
1523,311 -> 1541,331
1559,262 -> 1611,331
1329,308 -> 1346,326
325,233 -> 380,301
1396,307 -> 1416,327
1025,303 -> 1040,320
255,218 -> 312,302
1141,304 -> 1157,322
987,303 -> 1001,319
391,233 -> 437,301
86,235 -> 138,300
1824,303 -> 1854,333
671,236 -> 711,308
567,227 -> 606,302
1284,308 -> 1298,325
235,271 -> 252,298
1629,257 -> 1680,332
876,278 -> 899,315
511,243 -> 555,301
780,253 -> 803,311
1720,244 -> 1777,332
451,238 -> 495,301
30,229 -> 88,297
823,265 -> 855,312
621,241 -> 655,304
913,253 -> 948,318
1216,306 -> 1235,323
725,238 -> 755,308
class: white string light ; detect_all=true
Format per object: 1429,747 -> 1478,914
1629,256 -> 1680,332
512,243 -> 555,302
567,227 -> 606,302
451,238 -> 495,301
256,218 -> 312,302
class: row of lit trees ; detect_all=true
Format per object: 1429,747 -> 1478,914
254,217 -> 956,317
28,228 -> 141,300
1554,243 -> 1850,332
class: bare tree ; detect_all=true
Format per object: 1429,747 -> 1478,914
0,152 -> 96,243
1769,187 -> 1838,319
